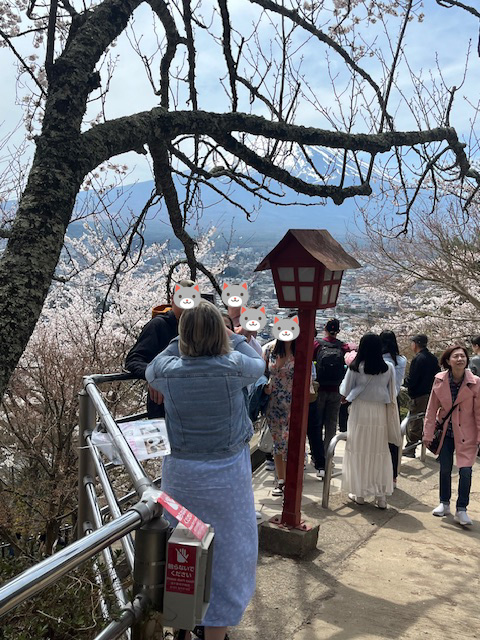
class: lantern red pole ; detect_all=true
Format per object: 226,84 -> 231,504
281,307 -> 316,528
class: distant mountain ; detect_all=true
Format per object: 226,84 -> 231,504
5,145 -> 378,247
69,147 -> 373,246
71,174 -> 363,248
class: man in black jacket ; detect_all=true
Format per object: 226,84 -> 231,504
125,279 -> 194,417
403,334 -> 440,457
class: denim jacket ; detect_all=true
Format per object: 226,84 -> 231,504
145,334 -> 265,460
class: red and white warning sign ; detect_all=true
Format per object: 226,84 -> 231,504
165,543 -> 197,595
157,491 -> 208,540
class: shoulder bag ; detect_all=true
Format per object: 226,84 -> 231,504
428,403 -> 457,455
258,417 -> 273,454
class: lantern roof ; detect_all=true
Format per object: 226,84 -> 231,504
254,229 -> 361,272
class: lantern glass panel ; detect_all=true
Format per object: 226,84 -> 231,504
333,270 -> 343,280
282,286 -> 297,301
299,286 -> 313,302
329,284 -> 339,303
298,267 -> 315,282
277,267 -> 295,282
321,285 -> 330,305
324,268 -> 332,281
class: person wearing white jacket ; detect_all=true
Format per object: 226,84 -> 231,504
340,333 -> 401,509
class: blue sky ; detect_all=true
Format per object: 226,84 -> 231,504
1,1 -> 479,188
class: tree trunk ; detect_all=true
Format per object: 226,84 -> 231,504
0,142 -> 83,398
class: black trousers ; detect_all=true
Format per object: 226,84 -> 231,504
307,399 -> 325,470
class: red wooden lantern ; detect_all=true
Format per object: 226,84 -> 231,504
254,229 -> 360,529
254,229 -> 360,309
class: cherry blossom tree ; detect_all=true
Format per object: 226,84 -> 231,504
1,0 -> 480,399
0,226 -> 227,555
350,197 -> 480,347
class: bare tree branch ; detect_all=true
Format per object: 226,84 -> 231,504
435,0 -> 480,19
218,0 -> 238,111
249,0 -> 393,125
0,29 -> 47,96
149,135 -> 198,278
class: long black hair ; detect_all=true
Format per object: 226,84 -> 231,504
350,333 -> 388,375
380,330 -> 400,366
272,337 -> 297,357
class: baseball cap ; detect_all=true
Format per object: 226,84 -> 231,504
325,318 -> 340,334
411,334 -> 428,347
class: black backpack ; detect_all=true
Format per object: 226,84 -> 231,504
315,339 -> 345,385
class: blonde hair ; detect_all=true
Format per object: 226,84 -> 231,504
178,300 -> 231,357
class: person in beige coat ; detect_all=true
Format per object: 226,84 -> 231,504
423,345 -> 480,526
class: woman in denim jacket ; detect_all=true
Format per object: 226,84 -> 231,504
146,300 -> 264,640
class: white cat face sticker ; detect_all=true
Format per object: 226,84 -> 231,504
273,316 -> 300,341
173,284 -> 200,309
221,282 -> 249,307
239,306 -> 267,332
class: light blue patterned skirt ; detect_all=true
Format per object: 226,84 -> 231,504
161,445 -> 258,627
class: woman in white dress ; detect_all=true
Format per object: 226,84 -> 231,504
340,333 -> 400,509
380,330 -> 407,487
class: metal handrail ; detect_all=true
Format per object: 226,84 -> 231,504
99,476 -> 161,519
83,376 -> 153,496
400,411 -> 426,461
321,433 -> 347,508
93,596 -> 147,640
0,507 -> 144,618
84,478 -> 128,610
89,372 -> 137,385
0,371 -> 168,636
86,435 -> 135,571
90,553 -> 111,622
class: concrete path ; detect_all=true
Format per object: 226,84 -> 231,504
233,447 -> 480,639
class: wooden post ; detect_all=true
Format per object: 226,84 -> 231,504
281,308 -> 315,528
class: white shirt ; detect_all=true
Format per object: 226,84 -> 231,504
340,362 -> 396,404
383,354 -> 407,396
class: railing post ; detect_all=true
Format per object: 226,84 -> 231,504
322,433 -> 347,509
78,390 -> 96,540
131,515 -> 170,640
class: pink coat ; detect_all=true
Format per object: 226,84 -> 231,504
424,369 -> 480,467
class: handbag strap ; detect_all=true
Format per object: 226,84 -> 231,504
355,374 -> 374,398
438,402 -> 457,427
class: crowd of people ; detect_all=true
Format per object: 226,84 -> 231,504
125,281 -> 480,640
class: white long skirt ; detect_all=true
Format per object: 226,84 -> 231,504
342,399 -> 394,499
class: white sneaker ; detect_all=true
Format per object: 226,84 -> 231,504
375,496 -> 387,510
265,460 -> 275,471
454,510 -> 473,526
432,503 -> 451,517
255,511 -> 263,520
272,481 -> 284,497
316,469 -> 325,481
348,493 -> 365,505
